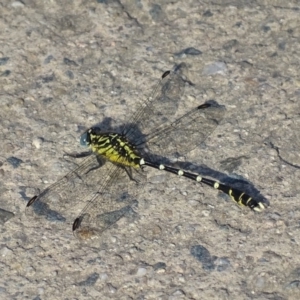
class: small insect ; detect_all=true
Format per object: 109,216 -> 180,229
26,64 -> 266,240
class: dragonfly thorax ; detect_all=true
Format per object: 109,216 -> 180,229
83,128 -> 141,167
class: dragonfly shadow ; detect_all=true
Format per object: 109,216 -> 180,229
176,160 -> 269,207
29,197 -> 66,223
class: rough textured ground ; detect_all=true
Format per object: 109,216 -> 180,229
1,0 -> 300,299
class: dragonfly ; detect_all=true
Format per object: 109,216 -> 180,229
26,64 -> 266,240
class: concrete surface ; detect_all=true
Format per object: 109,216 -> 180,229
0,0 -> 300,299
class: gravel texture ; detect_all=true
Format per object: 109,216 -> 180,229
1,1 -> 300,299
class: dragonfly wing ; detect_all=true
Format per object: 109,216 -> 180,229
25,155 -> 102,227
124,66 -> 186,143
72,165 -> 143,240
144,100 -> 226,157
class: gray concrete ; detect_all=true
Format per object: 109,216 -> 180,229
1,0 -> 300,299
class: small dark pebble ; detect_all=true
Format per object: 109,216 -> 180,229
1,70 -> 10,77
65,70 -> 74,79
278,41 -> 286,50
149,4 -> 163,22
240,60 -> 253,67
190,245 -> 215,271
44,55 -> 54,64
43,97 -> 53,104
63,57 -> 78,66
7,157 -> 23,168
203,10 -> 213,17
0,57 -> 9,65
0,208 -> 14,225
39,74 -> 55,83
262,25 -> 271,32
153,262 -> 166,271
223,39 -> 239,50
87,257 -> 102,264
77,273 -> 99,286
176,47 -> 202,57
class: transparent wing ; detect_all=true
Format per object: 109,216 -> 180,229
25,155 -> 102,226
123,66 -> 186,143
144,100 -> 226,157
26,155 -> 145,239
26,154 -> 142,236
72,165 -> 143,240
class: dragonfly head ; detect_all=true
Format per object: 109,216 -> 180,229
80,127 -> 103,147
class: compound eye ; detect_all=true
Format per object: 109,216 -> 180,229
80,131 -> 90,146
